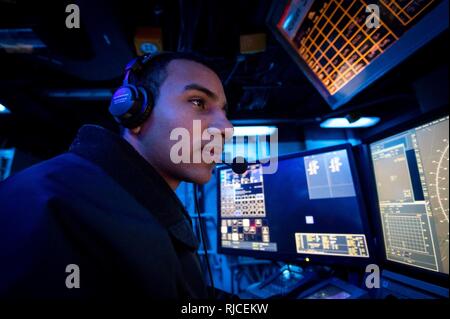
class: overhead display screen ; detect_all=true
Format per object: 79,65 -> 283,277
268,0 -> 449,109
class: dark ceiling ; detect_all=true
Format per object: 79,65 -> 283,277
0,0 -> 448,159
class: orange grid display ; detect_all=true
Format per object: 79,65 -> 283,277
277,0 -> 438,96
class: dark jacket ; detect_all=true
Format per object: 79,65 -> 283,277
0,125 -> 208,299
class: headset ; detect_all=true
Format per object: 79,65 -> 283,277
109,54 -> 156,129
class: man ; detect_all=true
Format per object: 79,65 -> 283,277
0,52 -> 233,299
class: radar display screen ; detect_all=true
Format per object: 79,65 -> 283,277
370,116 -> 449,274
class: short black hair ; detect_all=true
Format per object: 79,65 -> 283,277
132,52 -> 217,102
119,52 -> 219,135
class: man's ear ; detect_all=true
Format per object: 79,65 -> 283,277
130,126 -> 142,135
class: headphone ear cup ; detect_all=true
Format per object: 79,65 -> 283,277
109,84 -> 154,128
132,86 -> 154,127
140,86 -> 154,111
109,85 -> 140,126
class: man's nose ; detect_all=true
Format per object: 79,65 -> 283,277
209,110 -> 234,142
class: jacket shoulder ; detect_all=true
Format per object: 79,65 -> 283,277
0,152 -> 165,225
0,152 -> 100,195
0,153 -> 175,297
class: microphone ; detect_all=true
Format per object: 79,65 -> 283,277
224,156 -> 249,175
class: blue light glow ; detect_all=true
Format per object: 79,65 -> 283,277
320,117 -> 380,128
233,126 -> 277,136
0,103 -> 11,114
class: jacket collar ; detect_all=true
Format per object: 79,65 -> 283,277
69,124 -> 199,250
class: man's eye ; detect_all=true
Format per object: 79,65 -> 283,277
190,98 -> 206,109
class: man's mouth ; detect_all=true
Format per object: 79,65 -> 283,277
201,144 -> 223,163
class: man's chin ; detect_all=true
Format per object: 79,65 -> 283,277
184,164 -> 214,185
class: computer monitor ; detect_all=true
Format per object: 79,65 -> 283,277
267,0 -> 449,109
217,144 -> 372,265
369,116 -> 449,275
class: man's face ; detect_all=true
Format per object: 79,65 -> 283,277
138,59 -> 233,186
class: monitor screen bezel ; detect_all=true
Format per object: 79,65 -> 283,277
216,143 -> 375,267
362,110 -> 449,286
